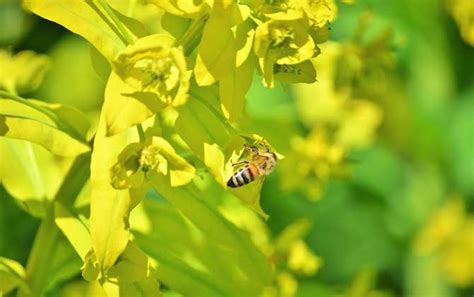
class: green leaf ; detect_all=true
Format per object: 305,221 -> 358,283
234,18 -> 255,67
0,138 -> 68,217
54,202 -> 92,261
175,89 -> 271,217
228,180 -> 268,219
161,12 -> 191,40
96,241 -> 161,297
0,115 -> 90,157
103,72 -> 167,136
405,252 -> 454,297
23,0 -> 143,61
106,242 -> 156,283
0,257 -> 28,295
219,57 -> 254,122
194,9 -> 239,86
175,89 -> 239,186
102,277 -> 160,297
0,98 -> 91,156
142,182 -> 273,296
16,208 -> 82,297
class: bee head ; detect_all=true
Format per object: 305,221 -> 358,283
245,144 -> 260,155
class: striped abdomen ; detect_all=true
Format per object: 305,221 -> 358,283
227,164 -> 258,188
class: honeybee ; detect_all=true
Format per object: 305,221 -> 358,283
227,143 -> 277,188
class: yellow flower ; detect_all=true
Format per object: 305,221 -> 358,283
146,0 -> 210,18
414,197 -> 474,287
440,218 -> 474,286
287,240 -> 322,275
110,136 -> 194,190
276,272 -> 298,297
0,50 -> 49,94
112,34 -> 191,106
254,15 -> 316,86
414,198 -> 465,254
280,128 -> 347,198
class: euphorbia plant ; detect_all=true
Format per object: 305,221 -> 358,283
1,0 -> 338,296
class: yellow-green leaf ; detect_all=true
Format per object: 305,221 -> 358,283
219,57 -> 254,122
90,114 -> 145,272
102,242 -> 161,297
161,12 -> 191,40
194,12 -> 238,86
175,89 -> 274,218
23,0 -> 129,61
0,115 -> 90,156
175,89 -> 240,186
132,199 -> 272,296
234,19 -> 255,67
0,138 -> 68,217
54,202 -> 92,261
228,180 -> 268,219
147,0 -> 210,18
0,98 -> 90,156
144,180 -> 273,295
0,257 -> 28,295
106,242 -> 156,283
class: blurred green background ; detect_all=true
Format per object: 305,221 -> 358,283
1,0 -> 473,296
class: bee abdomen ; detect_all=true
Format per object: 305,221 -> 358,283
227,166 -> 255,188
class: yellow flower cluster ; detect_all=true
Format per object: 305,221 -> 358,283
0,50 -> 49,94
281,41 -> 383,199
112,34 -> 191,107
110,136 -> 194,190
252,0 -> 337,86
414,197 -> 474,287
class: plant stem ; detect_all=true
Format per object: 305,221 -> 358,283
16,153 -> 91,297
176,14 -> 209,55
190,90 -> 238,135
136,124 -> 145,141
96,0 -> 135,45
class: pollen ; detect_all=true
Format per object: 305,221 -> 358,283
269,27 -> 295,48
139,145 -> 162,172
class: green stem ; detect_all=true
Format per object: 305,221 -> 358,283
136,124 -> 145,141
16,206 -> 59,297
55,153 -> 92,206
190,90 -> 238,135
17,153 -> 91,297
96,0 -> 135,45
175,14 -> 209,55
126,0 -> 138,16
